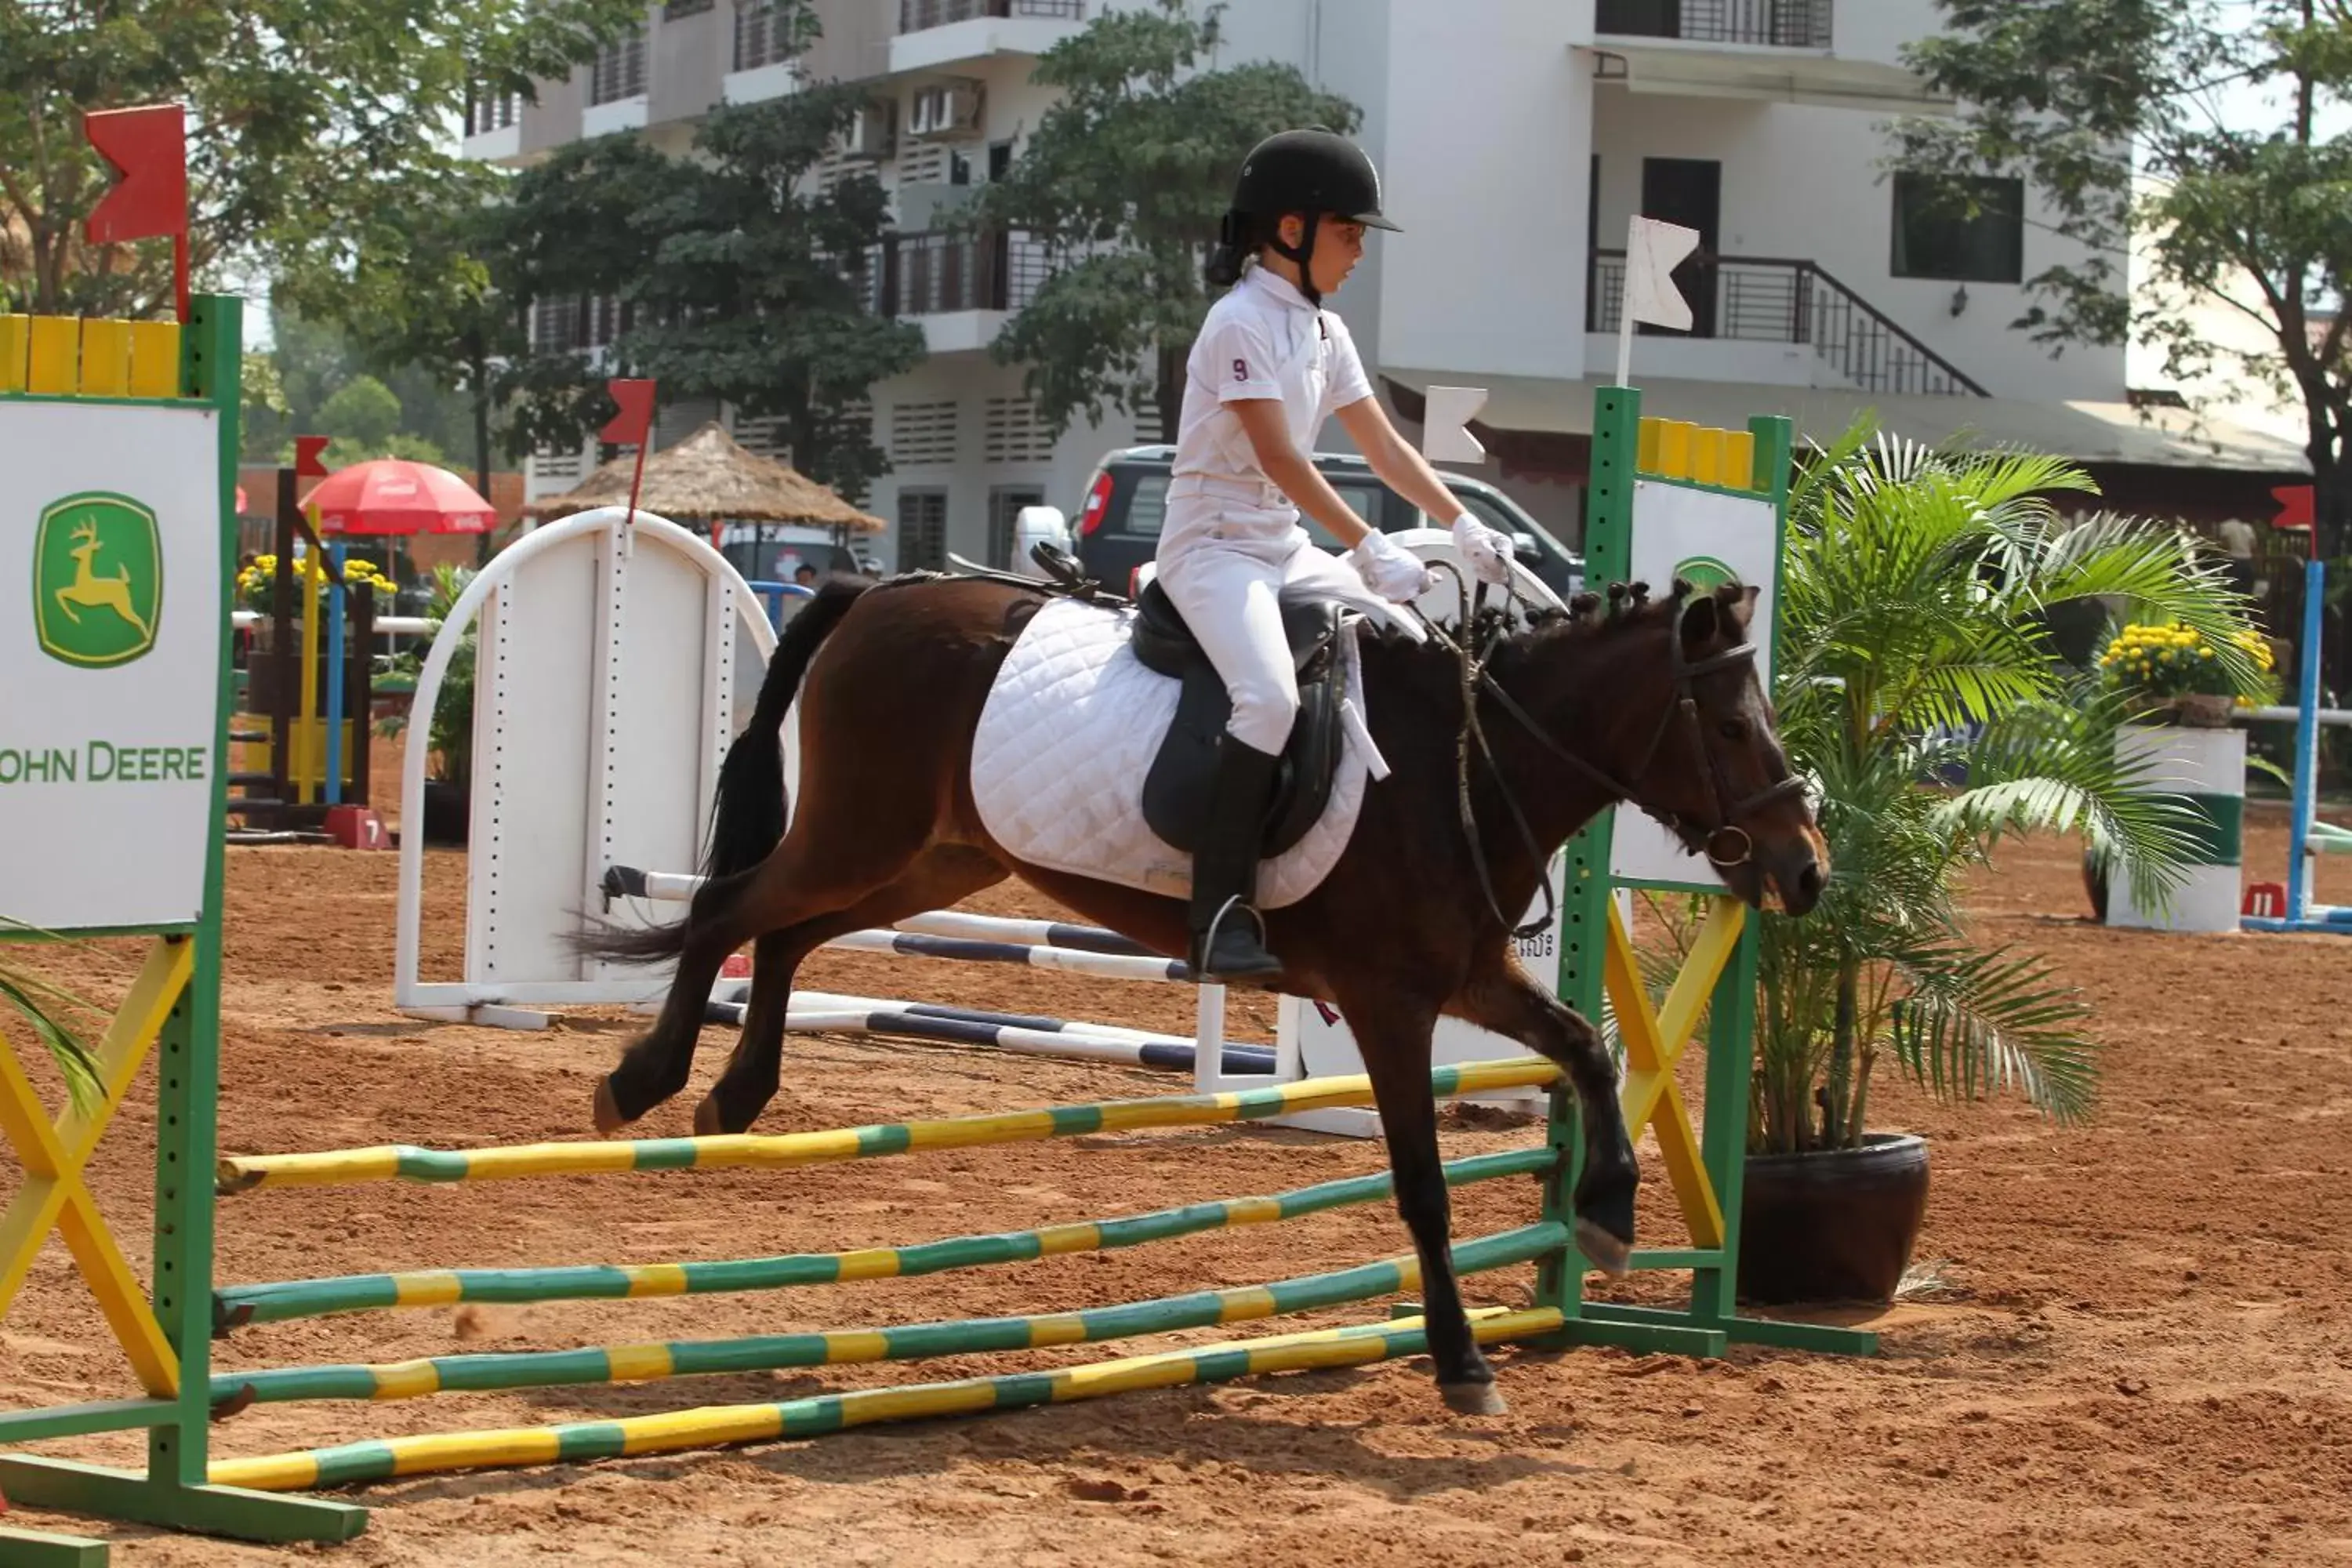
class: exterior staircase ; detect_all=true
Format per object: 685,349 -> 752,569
1588,249 -> 1989,397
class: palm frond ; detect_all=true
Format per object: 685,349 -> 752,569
0,971 -> 103,1114
1888,941 -> 2100,1123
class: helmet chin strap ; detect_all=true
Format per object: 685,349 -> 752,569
1269,213 -> 1323,306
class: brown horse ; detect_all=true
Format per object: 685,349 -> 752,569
577,569 -> 1825,1413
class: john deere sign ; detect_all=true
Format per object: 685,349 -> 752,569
33,492 -> 162,667
2,402 -> 223,931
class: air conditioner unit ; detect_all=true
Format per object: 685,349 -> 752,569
909,82 -> 981,140
842,100 -> 893,160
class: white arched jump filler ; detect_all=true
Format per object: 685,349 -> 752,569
394,506 -> 779,1027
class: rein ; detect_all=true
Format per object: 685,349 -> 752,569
1414,569 -> 1803,942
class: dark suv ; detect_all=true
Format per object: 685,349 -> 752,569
1044,445 -> 1584,598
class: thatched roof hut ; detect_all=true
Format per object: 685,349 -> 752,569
527,420 -> 887,532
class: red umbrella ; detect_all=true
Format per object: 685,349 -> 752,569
308,459 -> 494,536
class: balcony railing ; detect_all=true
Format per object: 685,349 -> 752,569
1587,249 -> 1988,397
864,230 -> 1051,317
898,0 -> 1083,33
1595,0 -> 1832,49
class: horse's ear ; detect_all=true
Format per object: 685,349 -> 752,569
1723,582 -> 1761,633
1679,591 -> 1721,651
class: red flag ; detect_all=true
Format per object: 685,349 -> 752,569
603,379 -> 657,529
294,436 -> 331,480
84,105 -> 187,244
2272,484 -> 2314,531
83,103 -> 191,322
601,379 -> 656,446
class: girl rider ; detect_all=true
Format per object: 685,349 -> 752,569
1161,127 -> 1517,981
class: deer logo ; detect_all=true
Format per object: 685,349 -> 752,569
33,492 -> 163,668
56,518 -> 153,640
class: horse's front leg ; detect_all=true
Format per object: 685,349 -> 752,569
1457,947 -> 1638,1275
1334,978 -> 1503,1415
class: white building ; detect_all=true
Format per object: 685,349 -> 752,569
477,0 -> 2305,568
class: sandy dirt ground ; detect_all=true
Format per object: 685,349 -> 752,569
5,753 -> 2350,1566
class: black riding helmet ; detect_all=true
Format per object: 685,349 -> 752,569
1218,127 -> 1397,303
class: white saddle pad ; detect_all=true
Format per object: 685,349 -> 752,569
970,596 -> 1377,909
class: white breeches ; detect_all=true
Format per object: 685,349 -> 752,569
1152,530 -> 1384,756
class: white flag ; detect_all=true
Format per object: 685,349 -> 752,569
1421,385 -> 1489,464
1624,215 -> 1700,331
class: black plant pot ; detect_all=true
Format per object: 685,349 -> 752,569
1738,1133 -> 1930,1305
421,778 -> 470,847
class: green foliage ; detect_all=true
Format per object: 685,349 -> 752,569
488,60 -> 923,503
0,935 -> 103,1116
1893,0 -> 2352,557
969,0 -> 1363,442
0,0 -> 645,318
241,310 -> 472,469
1722,420 -> 2270,1152
375,564 -> 477,786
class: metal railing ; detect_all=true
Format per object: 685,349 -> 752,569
862,230 -> 1051,316
1587,249 -> 1987,397
1595,0 -> 1832,49
898,0 -> 1083,33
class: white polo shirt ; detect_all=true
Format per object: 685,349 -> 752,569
1159,264 -> 1374,559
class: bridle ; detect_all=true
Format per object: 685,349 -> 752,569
1419,569 -> 1807,942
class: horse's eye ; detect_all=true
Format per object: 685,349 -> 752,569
1718,718 -> 1750,742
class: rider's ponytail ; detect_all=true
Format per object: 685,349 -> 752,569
1204,209 -> 1258,292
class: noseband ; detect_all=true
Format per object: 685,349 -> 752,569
1428,574 -> 1806,940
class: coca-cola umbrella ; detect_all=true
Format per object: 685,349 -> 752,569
309,458 -> 494,535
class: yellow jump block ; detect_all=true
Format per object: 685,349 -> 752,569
1637,416 -> 1760,492
0,314 -> 183,399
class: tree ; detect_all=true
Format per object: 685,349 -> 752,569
491,80 -> 925,503
240,310 -> 470,467
0,0 -> 644,318
969,0 -> 1363,443
1891,0 -> 2352,673
327,165 -> 533,507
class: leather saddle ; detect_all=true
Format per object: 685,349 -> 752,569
1127,578 -> 1352,861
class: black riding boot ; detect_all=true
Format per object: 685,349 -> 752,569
1187,735 -> 1285,980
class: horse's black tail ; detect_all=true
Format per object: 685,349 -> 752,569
572,577 -> 870,966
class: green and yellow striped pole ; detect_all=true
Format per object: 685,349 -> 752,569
209,1305 -> 1565,1494
216,1146 -> 1556,1327
216,1058 -> 1563,1192
212,1224 -> 1564,1407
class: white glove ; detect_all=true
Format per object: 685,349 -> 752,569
1450,511 -> 1515,586
1347,529 -> 1434,604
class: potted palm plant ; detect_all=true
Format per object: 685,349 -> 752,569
1646,425 -> 2269,1305
373,564 -> 477,845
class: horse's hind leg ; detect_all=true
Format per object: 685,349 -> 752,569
695,845 -> 1008,1136
1455,946 -> 1639,1275
1333,975 -> 1503,1415
592,815 -> 938,1135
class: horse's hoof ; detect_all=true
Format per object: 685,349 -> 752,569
1441,1379 -> 1508,1417
1576,1216 -> 1634,1278
591,1079 -> 631,1137
691,1098 -> 728,1138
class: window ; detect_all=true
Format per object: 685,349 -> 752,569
466,85 -> 519,136
664,0 -> 714,15
532,297 -> 583,353
888,401 -> 960,465
988,140 -> 1014,182
1890,172 -> 2024,284
735,0 -> 800,71
983,397 -> 1052,464
989,486 -> 1046,569
898,489 -> 949,572
590,29 -> 647,104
